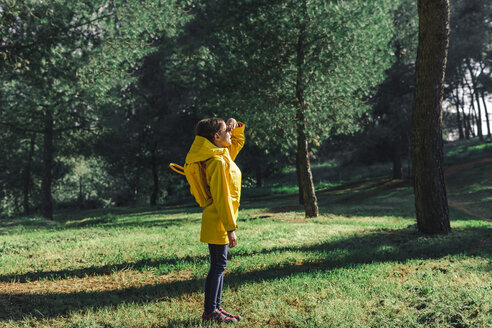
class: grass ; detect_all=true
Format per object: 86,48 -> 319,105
444,138 -> 492,165
0,139 -> 491,327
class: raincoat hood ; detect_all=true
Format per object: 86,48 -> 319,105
185,136 -> 226,164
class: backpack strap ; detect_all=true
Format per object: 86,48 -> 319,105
169,163 -> 185,175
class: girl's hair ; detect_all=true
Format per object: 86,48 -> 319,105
195,118 -> 225,144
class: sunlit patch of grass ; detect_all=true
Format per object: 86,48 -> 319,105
65,213 -> 117,227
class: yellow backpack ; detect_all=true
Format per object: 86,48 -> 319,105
169,162 -> 212,208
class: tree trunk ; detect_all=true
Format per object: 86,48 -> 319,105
150,148 -> 159,206
77,176 -> 84,207
460,82 -> 471,139
466,61 -> 483,141
480,90 -> 491,137
411,0 -> 450,234
464,78 -> 478,138
463,111 -> 470,139
406,142 -> 412,180
296,152 -> 304,205
473,90 -> 483,141
392,136 -> 403,179
470,102 -> 478,137
255,165 -> 262,188
454,89 -> 464,139
41,108 -> 54,219
23,136 -> 35,216
296,113 -> 318,217
295,7 -> 318,217
133,186 -> 138,204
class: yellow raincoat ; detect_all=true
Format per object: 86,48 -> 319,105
185,123 -> 245,244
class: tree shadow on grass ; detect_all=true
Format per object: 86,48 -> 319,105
66,216 -> 202,230
53,204 -> 201,223
0,217 -> 62,235
0,252 -> 209,283
0,213 -> 202,235
240,177 -> 419,220
1,224 -> 491,320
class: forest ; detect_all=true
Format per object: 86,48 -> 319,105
1,0 -> 491,222
1,1 -> 492,327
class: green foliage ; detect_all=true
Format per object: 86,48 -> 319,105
74,1 -> 201,207
0,132 -> 35,216
52,156 -> 114,209
1,0 -> 197,213
197,1 -> 396,150
0,0 -> 117,217
338,0 -> 417,168
78,0 -> 191,104
448,0 -> 492,65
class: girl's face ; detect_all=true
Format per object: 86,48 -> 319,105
214,122 -> 232,147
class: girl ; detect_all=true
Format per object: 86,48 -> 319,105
184,117 -> 245,324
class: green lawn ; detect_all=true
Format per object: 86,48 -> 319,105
0,139 -> 491,327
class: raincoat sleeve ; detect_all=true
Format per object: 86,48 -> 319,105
228,122 -> 245,161
207,158 -> 238,232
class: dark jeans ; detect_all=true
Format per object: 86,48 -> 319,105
204,243 -> 228,314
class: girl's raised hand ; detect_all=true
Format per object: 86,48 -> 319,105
226,118 -> 237,132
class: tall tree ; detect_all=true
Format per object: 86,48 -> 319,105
478,65 -> 491,137
193,0 -> 395,217
445,0 -> 492,140
411,0 -> 451,234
